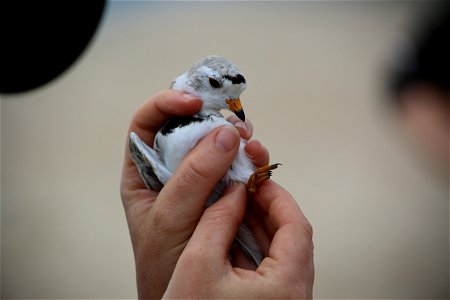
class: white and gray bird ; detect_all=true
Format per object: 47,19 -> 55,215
129,55 -> 279,266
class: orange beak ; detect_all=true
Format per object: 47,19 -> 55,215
226,98 -> 245,122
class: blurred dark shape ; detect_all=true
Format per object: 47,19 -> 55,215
389,3 -> 450,100
388,3 -> 449,169
0,1 -> 106,94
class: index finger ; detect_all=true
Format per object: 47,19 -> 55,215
254,181 -> 313,266
226,115 -> 253,140
123,90 -> 202,169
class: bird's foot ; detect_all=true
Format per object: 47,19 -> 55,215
246,163 -> 281,196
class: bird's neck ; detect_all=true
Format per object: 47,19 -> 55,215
198,108 -> 223,118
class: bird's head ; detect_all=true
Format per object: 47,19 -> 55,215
175,55 -> 247,121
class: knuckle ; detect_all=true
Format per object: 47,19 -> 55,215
302,220 -> 314,240
202,207 -> 228,225
151,208 -> 165,229
202,204 -> 238,228
149,206 -> 177,235
298,221 -> 314,254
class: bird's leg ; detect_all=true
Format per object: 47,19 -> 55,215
246,163 -> 281,196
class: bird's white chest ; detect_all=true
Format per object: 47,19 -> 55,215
154,115 -> 255,183
155,116 -> 228,173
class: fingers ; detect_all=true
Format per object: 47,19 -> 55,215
153,126 -> 241,230
124,90 -> 202,168
254,181 -> 313,267
121,91 -> 202,197
226,116 -> 270,168
227,115 -> 253,140
245,140 -> 270,168
185,184 -> 247,265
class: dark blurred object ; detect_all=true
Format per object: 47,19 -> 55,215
0,1 -> 105,94
389,3 -> 450,99
388,3 -> 449,169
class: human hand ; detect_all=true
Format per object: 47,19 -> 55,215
164,181 -> 315,299
120,90 -> 270,298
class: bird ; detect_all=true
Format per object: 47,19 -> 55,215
129,55 -> 279,266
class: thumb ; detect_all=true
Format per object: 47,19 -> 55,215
153,125 -> 241,229
184,183 -> 247,265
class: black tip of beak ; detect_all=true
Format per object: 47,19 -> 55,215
235,110 -> 245,122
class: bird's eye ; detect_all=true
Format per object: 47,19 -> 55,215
208,77 -> 222,88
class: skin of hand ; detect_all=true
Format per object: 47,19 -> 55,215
163,180 -> 315,299
120,90 -> 271,299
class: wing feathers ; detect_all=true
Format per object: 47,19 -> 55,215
129,132 -> 171,190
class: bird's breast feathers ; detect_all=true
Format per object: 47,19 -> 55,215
154,114 -> 254,183
155,114 -> 229,173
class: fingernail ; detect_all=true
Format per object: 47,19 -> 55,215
252,139 -> 262,147
234,121 -> 248,133
182,93 -> 199,101
215,126 -> 239,152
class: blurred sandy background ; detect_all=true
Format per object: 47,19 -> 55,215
1,1 -> 448,299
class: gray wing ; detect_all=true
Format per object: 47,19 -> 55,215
129,132 -> 171,191
235,223 -> 263,266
